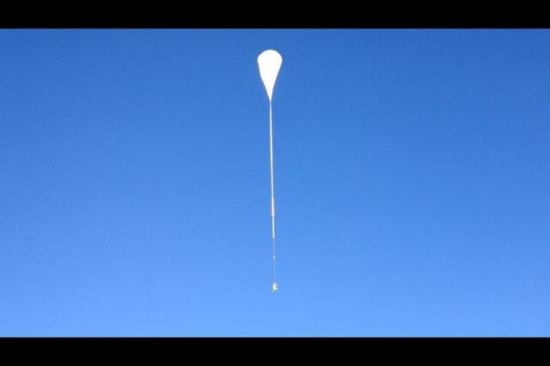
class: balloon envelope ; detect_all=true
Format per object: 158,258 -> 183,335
258,49 -> 282,101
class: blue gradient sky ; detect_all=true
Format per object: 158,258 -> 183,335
1,30 -> 549,336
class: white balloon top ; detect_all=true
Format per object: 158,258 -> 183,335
257,49 -> 283,102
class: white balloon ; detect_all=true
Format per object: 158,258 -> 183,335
257,49 -> 283,101
258,49 -> 283,292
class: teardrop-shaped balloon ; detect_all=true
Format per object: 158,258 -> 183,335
258,49 -> 283,101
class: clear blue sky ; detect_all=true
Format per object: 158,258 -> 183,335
1,30 -> 549,336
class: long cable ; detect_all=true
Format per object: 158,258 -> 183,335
269,101 -> 277,290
